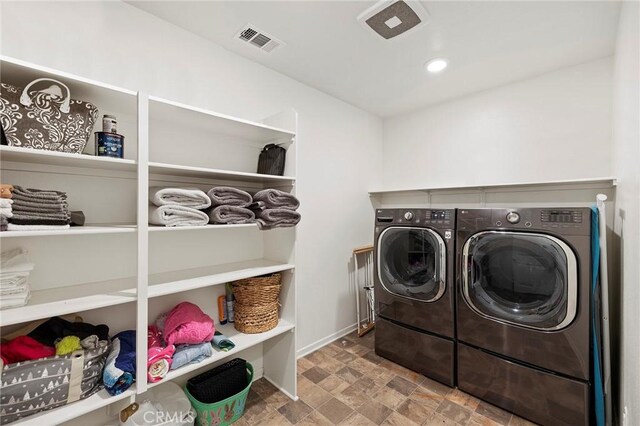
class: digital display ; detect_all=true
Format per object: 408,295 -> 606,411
425,210 -> 451,222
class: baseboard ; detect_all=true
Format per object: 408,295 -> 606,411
296,322 -> 358,359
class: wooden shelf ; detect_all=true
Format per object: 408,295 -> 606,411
0,276 -> 137,327
149,96 -> 295,145
0,225 -> 136,238
11,388 -> 135,426
369,177 -> 618,195
149,223 -> 257,232
148,259 -> 294,298
149,161 -> 295,184
148,320 -> 295,389
0,145 -> 136,171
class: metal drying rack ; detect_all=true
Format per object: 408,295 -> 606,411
353,245 -> 375,337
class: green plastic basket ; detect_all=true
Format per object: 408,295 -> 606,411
185,363 -> 254,426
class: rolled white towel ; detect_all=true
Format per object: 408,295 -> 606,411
149,205 -> 209,227
149,187 -> 211,210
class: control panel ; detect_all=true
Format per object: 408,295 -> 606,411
424,210 -> 452,226
460,208 -> 590,236
375,209 -> 453,228
541,210 -> 583,224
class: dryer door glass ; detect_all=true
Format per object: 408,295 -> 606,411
462,231 -> 577,330
377,227 -> 446,302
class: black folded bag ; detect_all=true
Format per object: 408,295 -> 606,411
186,358 -> 248,403
257,144 -> 286,176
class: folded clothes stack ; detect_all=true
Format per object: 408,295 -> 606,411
0,315 -> 109,366
8,185 -> 70,231
0,248 -> 34,309
104,330 -> 136,396
148,187 -> 210,227
251,188 -> 301,230
151,302 -> 215,380
206,186 -> 255,225
0,198 -> 12,232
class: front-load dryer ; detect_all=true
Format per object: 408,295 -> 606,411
456,208 -> 592,426
374,208 -> 455,386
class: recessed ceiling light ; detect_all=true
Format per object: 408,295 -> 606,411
425,58 -> 448,73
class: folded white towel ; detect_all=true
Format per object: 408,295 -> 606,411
0,249 -> 34,273
0,289 -> 30,309
149,187 -> 211,210
1,280 -> 28,296
6,223 -> 70,231
0,274 -> 30,288
0,199 -> 13,208
149,205 -> 209,227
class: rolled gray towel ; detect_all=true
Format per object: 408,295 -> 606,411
207,187 -> 252,207
253,189 -> 299,210
255,209 -> 301,230
208,205 -> 255,224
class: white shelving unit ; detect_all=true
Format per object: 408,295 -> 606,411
0,56 -> 298,426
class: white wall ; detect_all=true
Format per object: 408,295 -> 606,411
0,1 -> 383,354
382,57 -> 613,189
611,2 -> 640,424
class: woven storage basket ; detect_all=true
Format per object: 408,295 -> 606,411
232,273 -> 282,333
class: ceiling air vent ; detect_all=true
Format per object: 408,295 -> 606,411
236,24 -> 284,54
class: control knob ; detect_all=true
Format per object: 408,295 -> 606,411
506,211 -> 520,224
404,211 -> 414,221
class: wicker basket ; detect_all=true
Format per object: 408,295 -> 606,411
232,273 -> 282,333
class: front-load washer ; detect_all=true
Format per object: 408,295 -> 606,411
456,208 -> 592,426
374,208 -> 455,386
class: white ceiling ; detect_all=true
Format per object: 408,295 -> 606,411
127,1 -> 621,117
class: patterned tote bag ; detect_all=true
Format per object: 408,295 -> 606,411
0,78 -> 98,154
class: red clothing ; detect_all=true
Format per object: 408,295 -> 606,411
0,335 -> 55,365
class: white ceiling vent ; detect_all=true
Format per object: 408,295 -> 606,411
236,24 -> 284,53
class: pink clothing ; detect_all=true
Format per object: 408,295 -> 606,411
148,325 -> 163,348
0,336 -> 55,365
147,345 -> 175,383
162,302 -> 215,346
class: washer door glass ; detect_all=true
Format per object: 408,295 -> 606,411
462,231 -> 577,330
377,227 -> 446,302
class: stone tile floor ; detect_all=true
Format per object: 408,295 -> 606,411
236,330 -> 539,425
